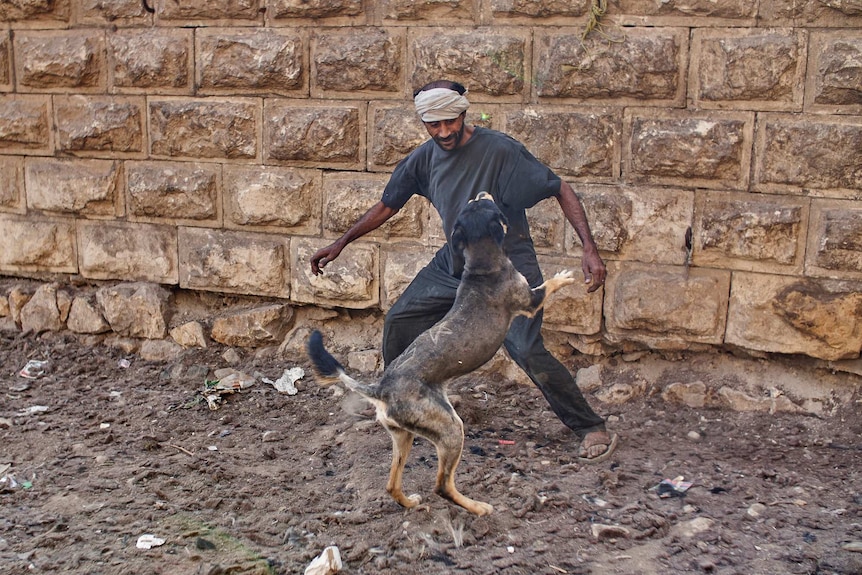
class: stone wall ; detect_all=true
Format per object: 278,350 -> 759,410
1,0 -> 861,362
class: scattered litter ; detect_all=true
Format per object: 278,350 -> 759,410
655,476 -> 693,498
201,368 -> 256,410
582,494 -> 608,508
136,534 -> 166,549
304,545 -> 342,575
507,546 -> 516,554
16,405 -> 49,417
207,445 -> 218,451
18,360 -> 48,379
262,367 -> 304,395
118,358 -> 132,369
498,439 -> 515,446
100,423 -> 111,429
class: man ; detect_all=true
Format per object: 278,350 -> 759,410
310,80 -> 617,463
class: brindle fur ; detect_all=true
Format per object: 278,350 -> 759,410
306,192 -> 575,516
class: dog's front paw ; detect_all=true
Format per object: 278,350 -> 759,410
406,493 -> 422,507
554,270 -> 575,281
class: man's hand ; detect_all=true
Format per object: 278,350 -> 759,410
582,248 -> 607,293
310,242 -> 343,275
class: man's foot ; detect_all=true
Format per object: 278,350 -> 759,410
577,431 -> 619,464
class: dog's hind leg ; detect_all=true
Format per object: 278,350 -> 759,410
385,426 -> 422,509
433,415 -> 493,516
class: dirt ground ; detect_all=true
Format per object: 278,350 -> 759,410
1,328 -> 861,575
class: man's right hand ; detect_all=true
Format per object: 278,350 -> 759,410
310,243 -> 342,275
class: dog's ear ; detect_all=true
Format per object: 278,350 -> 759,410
450,223 -> 466,278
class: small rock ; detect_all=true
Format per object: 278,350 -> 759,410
746,503 -> 768,519
304,545 -> 342,575
0,417 -> 12,429
591,524 -> 630,540
222,348 -> 242,365
687,430 -> 702,441
843,541 -> 862,553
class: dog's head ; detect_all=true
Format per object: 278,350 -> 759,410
450,192 -> 508,277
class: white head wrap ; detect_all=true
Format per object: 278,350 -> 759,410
414,87 -> 470,122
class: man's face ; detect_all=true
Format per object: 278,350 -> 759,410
424,113 -> 466,151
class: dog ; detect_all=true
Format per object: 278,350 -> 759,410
306,192 -> 575,516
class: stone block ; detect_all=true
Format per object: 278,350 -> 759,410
150,98 -> 259,160
264,100 -> 364,169
753,113 -> 862,197
0,158 -> 24,214
322,172 -> 425,240
726,272 -> 862,361
25,158 -> 122,217
380,0 -> 475,21
79,221 -> 178,283
381,247 -> 436,310
126,161 -> 220,224
0,95 -> 52,153
291,238 -> 378,309
0,216 -> 77,274
96,282 -> 170,339
575,185 -> 693,265
805,199 -> 862,280
409,28 -> 530,100
605,262 -> 730,348
107,29 -> 193,93
805,32 -> 862,115
690,28 -> 806,111
14,30 -> 105,92
267,0 -> 363,21
625,108 -> 753,191
368,104 -> 428,170
223,165 -> 321,233
0,0 -> 70,25
540,259 -> 603,335
694,191 -> 807,274
613,0 -> 756,25
534,27 -> 686,106
77,0 -> 151,25
178,227 -> 290,298
197,28 -> 304,94
758,0 -> 862,27
210,304 -> 294,347
20,283 -> 64,333
527,197 -> 565,252
170,321 -> 207,348
0,32 -> 10,89
489,0 -> 584,22
312,28 -> 403,97
504,107 -> 620,180
67,295 -> 110,334
54,96 -> 145,155
158,0 -> 263,23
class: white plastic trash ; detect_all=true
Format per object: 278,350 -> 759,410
136,534 -> 166,549
304,545 -> 342,575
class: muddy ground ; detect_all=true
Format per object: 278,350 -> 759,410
1,328 -> 861,575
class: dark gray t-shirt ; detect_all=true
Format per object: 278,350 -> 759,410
381,127 -> 561,282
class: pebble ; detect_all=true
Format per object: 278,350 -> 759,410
687,431 -> 702,441
843,541 -> 862,553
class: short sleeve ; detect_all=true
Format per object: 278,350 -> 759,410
498,146 -> 561,210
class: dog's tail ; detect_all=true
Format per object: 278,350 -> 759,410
306,330 -> 378,398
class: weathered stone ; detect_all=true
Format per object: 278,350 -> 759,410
150,98 -> 258,159
577,185 -> 693,265
15,30 -> 105,90
54,96 -> 144,153
591,524 -> 631,540
504,109 -> 619,178
381,248 -> 436,310
126,161 -> 219,222
67,295 -> 110,334
755,114 -> 862,194
806,200 -> 862,278
56,289 -> 71,322
662,381 -> 708,408
726,273 -> 862,361
8,286 -> 32,325
490,0 -> 584,19
96,282 -> 170,339
0,158 -> 23,212
322,173 -> 424,239
0,295 -> 9,317
347,349 -> 381,374
170,321 -> 207,348
605,262 -> 730,348
526,198 -> 565,251
614,0 -> 756,23
759,0 -> 862,27
223,165 -> 320,233
268,0 -> 362,19
107,29 -> 192,91
25,158 -> 121,216
292,238 -> 378,308
265,101 -> 362,167
0,33 -> 10,88
79,221 -> 178,283
178,227 -> 290,298
807,32 -> 862,114
535,27 -> 685,104
0,0 -> 70,23
0,95 -> 51,152
694,191 -> 806,272
198,28 -> 303,93
158,0 -> 263,21
77,0 -> 150,25
140,339 -> 185,361
410,30 -> 529,98
20,283 -> 63,333
718,387 -> 804,414
627,109 -> 753,190
0,216 -> 77,274
210,304 -> 294,347
313,28 -> 402,94
540,261 -> 603,335
692,28 -> 805,110
368,104 -> 428,169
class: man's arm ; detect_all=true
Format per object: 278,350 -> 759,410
310,201 -> 398,275
555,181 -> 607,293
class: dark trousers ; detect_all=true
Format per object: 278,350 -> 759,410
382,261 -> 606,438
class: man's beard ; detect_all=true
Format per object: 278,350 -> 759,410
433,123 -> 465,150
